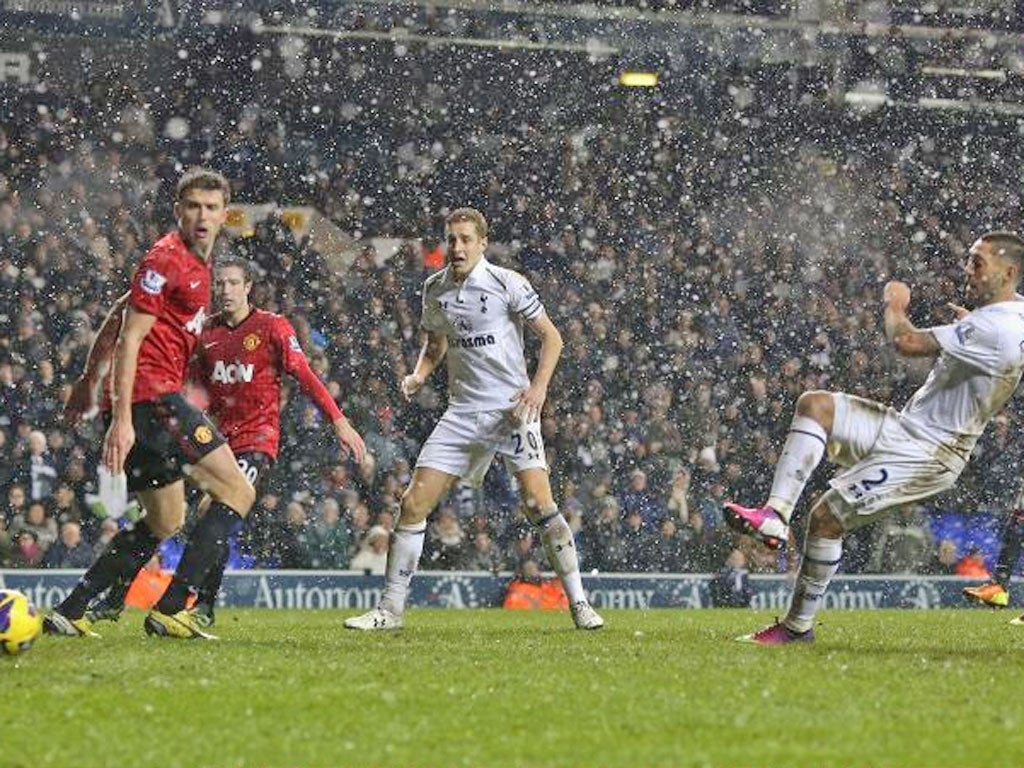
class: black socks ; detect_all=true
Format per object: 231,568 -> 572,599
156,502 -> 241,614
58,520 -> 161,619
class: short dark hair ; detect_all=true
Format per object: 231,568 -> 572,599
216,255 -> 255,283
445,207 -> 488,239
176,167 -> 231,205
980,231 -> 1024,271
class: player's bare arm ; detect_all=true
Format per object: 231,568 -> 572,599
512,311 -> 563,424
882,280 -> 940,357
103,307 -> 157,472
402,330 -> 447,401
333,414 -> 367,464
64,291 -> 130,425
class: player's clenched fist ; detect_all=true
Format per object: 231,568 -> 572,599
401,372 -> 424,401
883,280 -> 911,310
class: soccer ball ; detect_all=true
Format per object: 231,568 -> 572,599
0,589 -> 43,655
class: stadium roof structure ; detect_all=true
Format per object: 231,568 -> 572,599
1,0 -> 1022,114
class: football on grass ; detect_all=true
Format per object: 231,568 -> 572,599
0,589 -> 43,656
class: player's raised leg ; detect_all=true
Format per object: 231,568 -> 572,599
45,482 -> 186,637
345,466 -> 457,630
517,467 -> 603,629
724,390 -> 834,549
738,492 -> 844,645
145,444 -> 255,639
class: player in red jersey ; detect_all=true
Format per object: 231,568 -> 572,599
64,257 -> 366,628
188,256 -> 366,621
45,168 -> 255,640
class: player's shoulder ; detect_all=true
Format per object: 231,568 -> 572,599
253,308 -> 286,325
423,266 -> 450,294
142,231 -> 188,264
480,261 -> 529,292
974,301 -> 1024,330
247,309 -> 293,339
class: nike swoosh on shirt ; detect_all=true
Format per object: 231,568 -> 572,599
190,280 -> 202,288
203,342 -> 219,349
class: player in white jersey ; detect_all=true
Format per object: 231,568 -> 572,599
345,207 -> 604,631
724,231 -> 1024,644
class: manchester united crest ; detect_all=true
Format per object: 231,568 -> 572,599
243,333 -> 261,351
194,425 -> 214,445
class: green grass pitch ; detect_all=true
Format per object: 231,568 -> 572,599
5,608 -> 1024,768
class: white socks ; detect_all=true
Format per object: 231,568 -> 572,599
536,511 -> 586,604
767,415 -> 828,522
784,536 -> 842,633
379,520 -> 427,616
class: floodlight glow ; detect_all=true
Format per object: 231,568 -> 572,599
619,71 -> 658,87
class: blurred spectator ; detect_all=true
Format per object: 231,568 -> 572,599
9,500 -> 58,552
709,549 -> 753,607
309,497 -> 351,569
345,502 -> 371,560
92,517 -> 120,559
868,506 -> 934,574
581,497 -> 625,572
504,525 -> 541,574
349,525 -> 389,574
2,483 -> 28,526
465,530 -> 501,573
621,508 -> 656,572
652,517 -> 687,573
618,469 -> 662,530
42,521 -> 94,568
277,501 -> 313,569
923,538 -> 959,576
0,515 -> 11,566
52,482 -> 85,526
665,467 -> 691,522
11,530 -> 43,567
16,429 -> 59,501
424,506 -> 469,570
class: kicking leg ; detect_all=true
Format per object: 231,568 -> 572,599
725,391 -> 834,547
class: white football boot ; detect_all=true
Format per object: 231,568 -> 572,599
344,606 -> 404,631
570,600 -> 605,630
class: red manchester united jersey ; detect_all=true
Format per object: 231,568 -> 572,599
195,309 -> 343,458
129,231 -> 210,404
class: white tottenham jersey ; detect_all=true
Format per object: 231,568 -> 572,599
899,299 -> 1024,470
421,258 -> 544,412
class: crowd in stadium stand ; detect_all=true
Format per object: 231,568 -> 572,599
1,39 -> 1023,580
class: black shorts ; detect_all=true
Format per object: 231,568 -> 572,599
111,392 -> 227,493
234,451 -> 275,492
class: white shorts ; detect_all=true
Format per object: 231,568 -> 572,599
825,393 -> 958,532
415,409 -> 548,488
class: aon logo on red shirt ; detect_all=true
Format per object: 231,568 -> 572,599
211,360 -> 254,384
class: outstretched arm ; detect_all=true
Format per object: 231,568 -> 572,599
513,310 -> 563,424
883,280 -> 940,357
401,330 -> 447,401
64,291 -> 130,424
